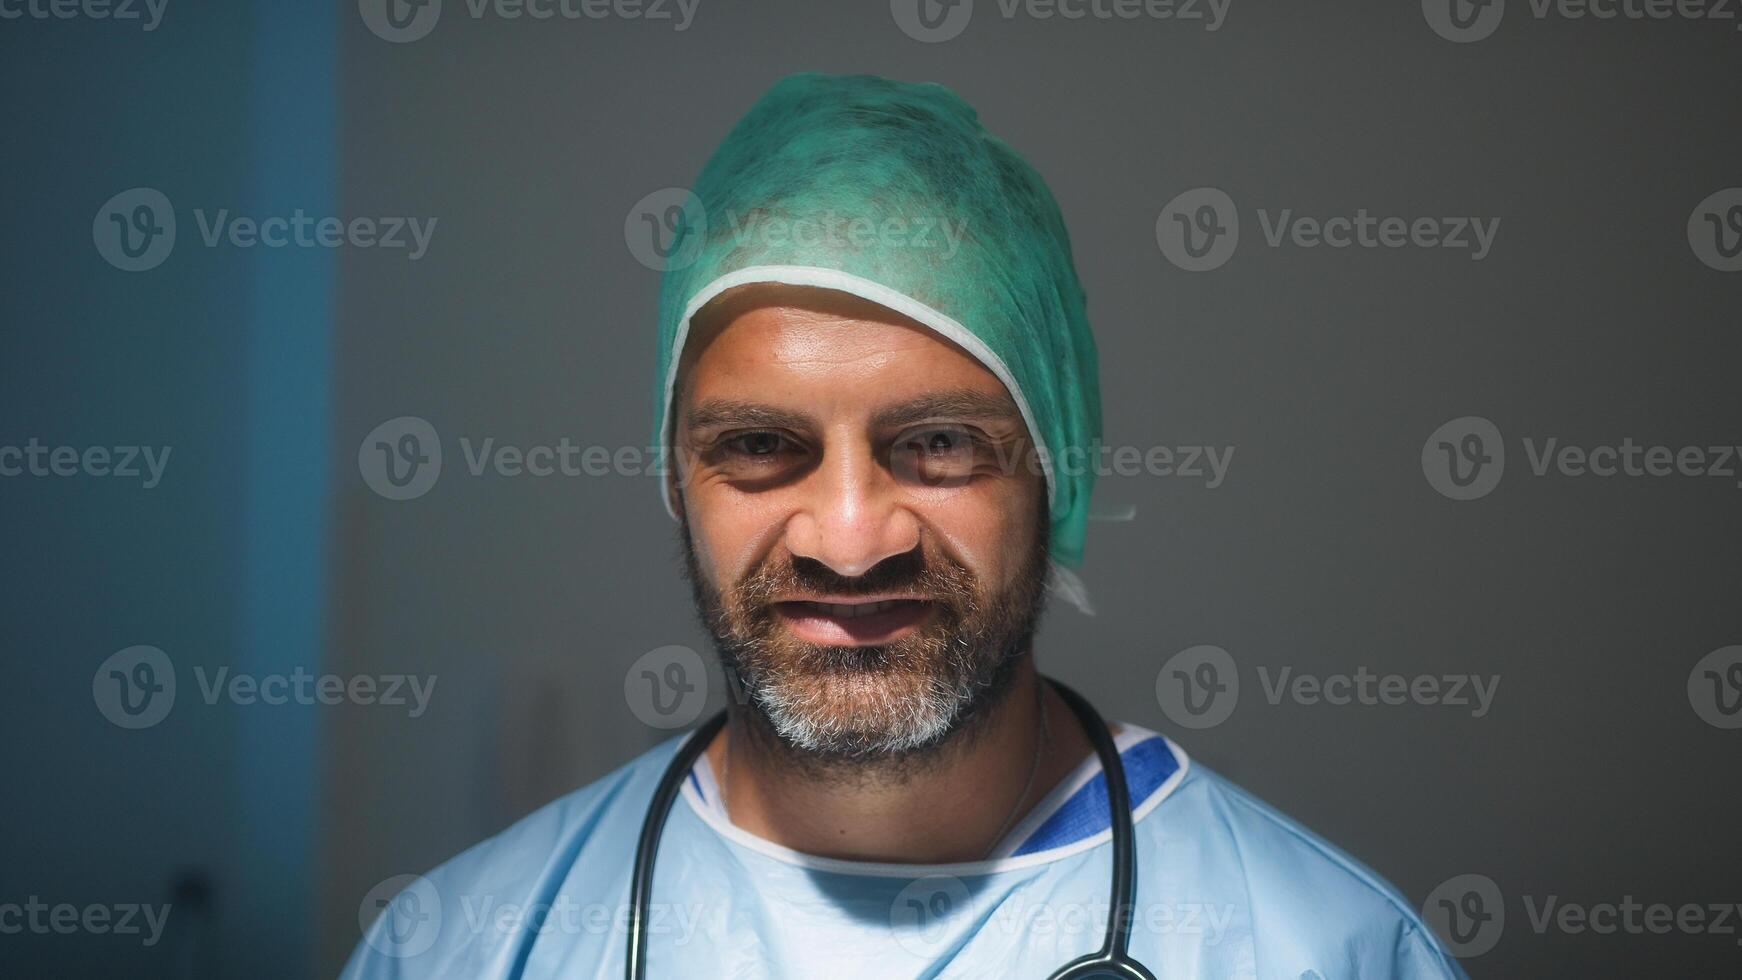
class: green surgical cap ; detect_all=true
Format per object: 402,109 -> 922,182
652,72 -> 1101,597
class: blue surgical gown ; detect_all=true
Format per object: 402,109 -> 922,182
340,723 -> 1467,979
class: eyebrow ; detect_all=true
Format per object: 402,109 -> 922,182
683,399 -> 809,432
682,389 -> 1021,433
870,389 -> 1021,429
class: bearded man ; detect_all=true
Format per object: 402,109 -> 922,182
343,72 -> 1463,980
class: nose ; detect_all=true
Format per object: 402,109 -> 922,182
783,443 -> 920,578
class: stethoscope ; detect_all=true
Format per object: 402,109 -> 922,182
626,678 -> 1158,979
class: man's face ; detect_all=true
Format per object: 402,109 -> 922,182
673,287 -> 1051,759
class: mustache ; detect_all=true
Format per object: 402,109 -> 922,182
734,548 -> 975,609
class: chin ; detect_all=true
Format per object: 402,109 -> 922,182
752,665 -> 968,758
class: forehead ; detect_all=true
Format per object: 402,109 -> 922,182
676,285 -> 1014,408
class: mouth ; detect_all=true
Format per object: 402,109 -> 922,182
770,597 -> 938,646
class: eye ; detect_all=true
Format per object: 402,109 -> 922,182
906,429 -> 972,458
723,431 -> 793,458
892,426 -> 982,487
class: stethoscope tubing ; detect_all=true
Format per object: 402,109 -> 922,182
625,678 -> 1155,980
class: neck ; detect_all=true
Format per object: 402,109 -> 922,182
704,660 -> 1095,864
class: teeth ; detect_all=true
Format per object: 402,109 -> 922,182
805,600 -> 904,619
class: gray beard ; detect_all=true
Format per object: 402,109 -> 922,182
677,503 -> 1050,770
722,620 -> 1025,764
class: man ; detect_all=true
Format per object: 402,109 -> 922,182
343,73 -> 1464,979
